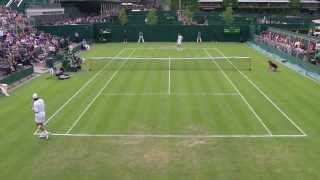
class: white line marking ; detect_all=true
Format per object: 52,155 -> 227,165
213,47 -> 307,136
65,49 -> 137,134
168,56 -> 171,95
33,48 -> 127,135
36,133 -> 307,138
125,47 -> 222,50
100,92 -> 239,96
204,48 -> 273,135
90,56 -> 250,60
171,92 -> 239,96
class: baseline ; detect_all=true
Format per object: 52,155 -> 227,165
126,47 -> 220,50
100,92 -> 239,96
90,56 -> 250,60
36,133 -> 307,138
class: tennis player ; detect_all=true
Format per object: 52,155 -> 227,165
177,33 -> 183,51
123,30 -> 128,44
138,31 -> 144,43
196,31 -> 202,43
32,93 -> 49,139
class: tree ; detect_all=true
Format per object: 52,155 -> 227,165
170,0 -> 199,11
289,0 -> 301,16
146,9 -> 158,25
161,0 -> 171,10
118,8 -> 128,25
223,6 -> 234,24
189,0 -> 199,13
222,0 -> 238,9
184,6 -> 194,24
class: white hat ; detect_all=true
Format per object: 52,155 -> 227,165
32,93 -> 38,99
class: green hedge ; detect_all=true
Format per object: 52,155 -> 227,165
38,24 -> 249,42
0,66 -> 34,85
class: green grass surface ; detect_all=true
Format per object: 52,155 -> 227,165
1,42 -> 320,180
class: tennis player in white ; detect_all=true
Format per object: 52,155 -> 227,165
32,93 -> 49,139
138,31 -> 144,43
177,33 -> 183,51
196,31 -> 202,43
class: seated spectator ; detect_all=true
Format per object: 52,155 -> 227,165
56,67 -> 70,80
81,39 -> 90,50
55,67 -> 65,77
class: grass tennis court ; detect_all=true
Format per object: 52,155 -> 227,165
1,42 -> 320,180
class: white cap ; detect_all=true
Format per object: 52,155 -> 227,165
32,93 -> 38,99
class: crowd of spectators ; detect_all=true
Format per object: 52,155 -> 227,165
256,30 -> 320,66
0,6 -> 70,76
43,6 -> 121,25
52,15 -> 108,25
0,5 -> 29,31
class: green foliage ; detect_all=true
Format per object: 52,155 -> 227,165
118,9 -> 128,25
161,0 -> 171,10
170,0 -> 199,11
222,0 -> 238,9
188,0 -> 199,13
146,9 -> 158,26
289,0 -> 301,16
184,6 -> 194,23
223,6 -> 234,24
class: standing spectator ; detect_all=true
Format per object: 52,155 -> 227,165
0,28 -> 3,41
74,32 -> 80,43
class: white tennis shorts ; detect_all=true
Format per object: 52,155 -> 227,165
35,112 -> 45,123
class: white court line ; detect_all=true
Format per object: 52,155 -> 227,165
125,47 -> 221,50
90,56 -> 249,60
36,133 -> 307,138
204,48 -> 272,135
213,47 -> 307,136
100,92 -> 239,96
33,48 -> 127,135
65,49 -> 137,134
168,56 -> 171,95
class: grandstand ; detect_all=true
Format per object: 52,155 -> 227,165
1,0 -> 320,180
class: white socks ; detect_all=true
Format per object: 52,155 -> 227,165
39,130 -> 49,139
